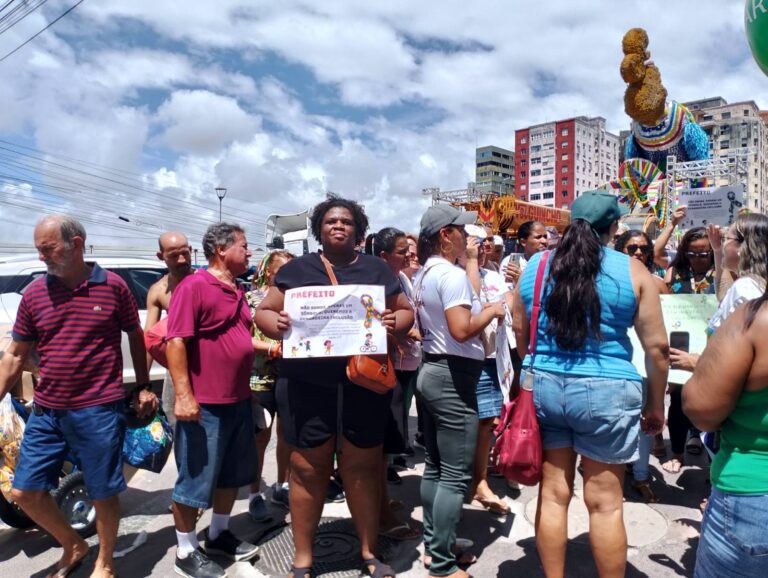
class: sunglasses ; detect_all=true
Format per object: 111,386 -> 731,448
685,251 -> 712,259
626,244 -> 651,255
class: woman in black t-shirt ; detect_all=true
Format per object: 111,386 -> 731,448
255,196 -> 414,578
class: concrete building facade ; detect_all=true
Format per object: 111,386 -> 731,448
514,117 -> 620,209
685,97 -> 768,213
475,145 -> 515,196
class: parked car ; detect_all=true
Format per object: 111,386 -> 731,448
0,254 -> 169,388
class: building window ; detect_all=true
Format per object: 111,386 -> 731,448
722,112 -> 731,120
543,192 -> 554,199
531,169 -> 541,176
561,128 -> 569,136
744,109 -> 750,116
561,166 -> 569,173
520,184 -> 526,191
520,171 -> 526,178
520,148 -> 527,155
530,193 -> 541,201
520,137 -> 527,144
531,157 -> 541,164
521,159 -> 527,166
562,153 -> 569,160
720,140 -> 730,149
562,190 -> 568,197
561,178 -> 568,185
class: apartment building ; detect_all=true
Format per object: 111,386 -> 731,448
475,145 -> 515,196
685,97 -> 768,212
514,117 -> 620,209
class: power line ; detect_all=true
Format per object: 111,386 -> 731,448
0,0 -> 48,36
0,0 -> 84,65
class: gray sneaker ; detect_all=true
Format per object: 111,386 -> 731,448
174,548 -> 226,578
204,529 -> 260,562
271,484 -> 290,509
248,494 -> 272,523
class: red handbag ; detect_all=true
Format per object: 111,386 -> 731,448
491,250 -> 550,486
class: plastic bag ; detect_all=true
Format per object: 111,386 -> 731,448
0,393 -> 25,499
122,409 -> 173,473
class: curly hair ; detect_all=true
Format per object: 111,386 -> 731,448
310,195 -> 369,245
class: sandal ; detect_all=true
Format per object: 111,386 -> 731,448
632,480 -> 659,503
289,567 -> 315,578
472,495 -> 510,515
361,557 -> 395,578
662,457 -> 683,474
379,523 -> 421,541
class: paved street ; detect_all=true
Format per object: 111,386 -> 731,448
0,411 -> 708,578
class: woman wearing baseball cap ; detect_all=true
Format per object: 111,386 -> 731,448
512,191 -> 669,577
413,204 -> 504,578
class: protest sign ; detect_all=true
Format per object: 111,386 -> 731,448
629,293 -> 719,383
677,184 -> 745,228
283,284 -> 387,358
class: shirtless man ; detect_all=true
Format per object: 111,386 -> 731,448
146,231 -> 194,426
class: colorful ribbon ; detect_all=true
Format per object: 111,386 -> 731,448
360,294 -> 383,329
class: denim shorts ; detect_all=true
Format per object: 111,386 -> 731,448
476,359 -> 503,420
13,401 -> 127,500
528,369 -> 642,464
172,399 -> 257,509
695,488 -> 768,577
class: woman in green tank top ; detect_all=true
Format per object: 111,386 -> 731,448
684,285 -> 768,577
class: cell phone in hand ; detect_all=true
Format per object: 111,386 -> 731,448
508,253 -> 523,266
669,331 -> 690,353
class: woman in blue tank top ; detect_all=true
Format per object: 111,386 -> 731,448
512,191 -> 669,578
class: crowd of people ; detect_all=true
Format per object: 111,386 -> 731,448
0,193 -> 766,577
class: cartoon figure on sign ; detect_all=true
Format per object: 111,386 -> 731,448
324,339 -> 333,355
360,332 -> 377,353
727,190 -> 744,224
291,346 -> 299,357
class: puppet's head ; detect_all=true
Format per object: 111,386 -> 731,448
621,28 -> 667,127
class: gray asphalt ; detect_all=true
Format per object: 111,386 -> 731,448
0,411 -> 708,578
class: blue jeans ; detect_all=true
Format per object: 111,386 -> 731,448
13,401 -> 126,500
695,488 -> 768,576
530,370 -> 643,464
172,399 -> 257,509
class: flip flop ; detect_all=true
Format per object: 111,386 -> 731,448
472,496 -> 511,515
632,480 -> 660,504
662,457 -> 683,474
379,523 -> 421,541
45,556 -> 85,578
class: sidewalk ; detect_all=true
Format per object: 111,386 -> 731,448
0,418 -> 708,577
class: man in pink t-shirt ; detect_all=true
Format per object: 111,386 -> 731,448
166,223 -> 259,578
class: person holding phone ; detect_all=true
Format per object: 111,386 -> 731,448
500,220 -> 548,290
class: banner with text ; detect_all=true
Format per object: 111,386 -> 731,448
677,184 -> 745,228
283,284 -> 386,358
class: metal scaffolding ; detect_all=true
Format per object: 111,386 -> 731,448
422,183 -> 496,206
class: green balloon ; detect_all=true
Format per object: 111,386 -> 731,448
746,0 -> 768,76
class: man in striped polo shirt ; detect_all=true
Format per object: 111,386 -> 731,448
0,215 -> 158,578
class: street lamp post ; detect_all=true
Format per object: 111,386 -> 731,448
215,187 -> 227,222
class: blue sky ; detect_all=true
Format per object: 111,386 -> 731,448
0,0 -> 764,248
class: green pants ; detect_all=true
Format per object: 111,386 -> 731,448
417,356 -> 483,577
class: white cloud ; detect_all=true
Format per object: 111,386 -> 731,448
0,0 -> 766,246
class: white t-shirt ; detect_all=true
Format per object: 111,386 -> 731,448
414,257 -> 485,360
480,268 -> 508,359
707,276 -> 765,334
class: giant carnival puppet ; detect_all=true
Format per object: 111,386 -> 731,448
609,28 -> 709,227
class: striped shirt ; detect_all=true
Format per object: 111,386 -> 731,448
12,263 -> 140,409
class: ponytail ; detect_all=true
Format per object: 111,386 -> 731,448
544,219 -> 604,349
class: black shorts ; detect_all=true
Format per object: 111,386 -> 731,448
275,377 -> 391,449
252,388 -> 278,418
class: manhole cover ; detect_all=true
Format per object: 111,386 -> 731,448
253,517 -> 397,578
524,490 -> 669,548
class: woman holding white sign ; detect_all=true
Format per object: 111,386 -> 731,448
255,196 -> 414,578
413,204 -> 504,578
